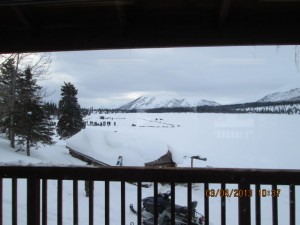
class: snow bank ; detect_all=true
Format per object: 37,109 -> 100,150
0,136 -> 42,165
66,127 -> 172,166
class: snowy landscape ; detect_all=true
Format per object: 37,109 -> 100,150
1,47 -> 300,225
1,112 -> 300,225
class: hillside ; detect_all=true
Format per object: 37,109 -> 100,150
197,101 -> 300,114
257,88 -> 300,102
119,95 -> 220,110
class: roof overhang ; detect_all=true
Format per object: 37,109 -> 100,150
1,0 -> 300,53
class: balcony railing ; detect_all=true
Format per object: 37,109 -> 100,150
0,166 -> 299,225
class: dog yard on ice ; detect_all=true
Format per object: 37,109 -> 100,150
1,113 -> 300,225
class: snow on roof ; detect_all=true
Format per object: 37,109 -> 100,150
66,127 -> 172,166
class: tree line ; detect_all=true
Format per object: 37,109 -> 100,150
139,101 -> 300,114
196,101 -> 300,114
81,108 -> 137,116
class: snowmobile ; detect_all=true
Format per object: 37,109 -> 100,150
130,191 -> 205,225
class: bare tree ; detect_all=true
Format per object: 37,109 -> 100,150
1,53 -> 51,79
0,53 -> 52,148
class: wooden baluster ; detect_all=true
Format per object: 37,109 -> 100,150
154,182 -> 158,225
121,181 -> 125,225
171,182 -> 175,225
187,183 -> 192,225
290,184 -> 295,225
238,183 -> 251,225
73,180 -> 78,225
137,182 -> 142,225
272,184 -> 278,225
12,178 -> 17,225
27,178 -> 40,225
0,178 -> 2,225
42,179 -> 48,225
221,183 -> 226,225
204,183 -> 209,225
57,180 -> 63,225
105,181 -> 110,225
255,184 -> 261,225
89,180 -> 94,225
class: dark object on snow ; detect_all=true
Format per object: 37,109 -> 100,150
130,191 -> 204,225
116,156 -> 123,166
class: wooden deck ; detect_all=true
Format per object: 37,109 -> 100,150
67,147 -> 110,167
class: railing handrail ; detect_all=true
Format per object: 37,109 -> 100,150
1,166 -> 300,184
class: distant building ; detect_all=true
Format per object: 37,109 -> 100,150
145,150 -> 176,168
65,128 -> 178,167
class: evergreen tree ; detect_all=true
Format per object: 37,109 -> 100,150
57,82 -> 85,139
43,102 -> 58,116
0,58 -> 18,146
14,67 -> 55,156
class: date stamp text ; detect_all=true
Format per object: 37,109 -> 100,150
205,189 -> 281,197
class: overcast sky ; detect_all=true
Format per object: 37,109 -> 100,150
41,45 -> 300,108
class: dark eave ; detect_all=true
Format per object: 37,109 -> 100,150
1,0 -> 300,53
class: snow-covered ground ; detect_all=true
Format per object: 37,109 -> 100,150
84,112 -> 300,169
1,113 -> 300,225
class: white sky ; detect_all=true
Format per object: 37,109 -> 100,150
41,45 -> 300,108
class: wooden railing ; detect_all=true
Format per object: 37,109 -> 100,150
0,166 -> 299,225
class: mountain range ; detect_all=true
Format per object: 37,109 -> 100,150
118,88 -> 300,110
257,88 -> 300,103
119,95 -> 220,110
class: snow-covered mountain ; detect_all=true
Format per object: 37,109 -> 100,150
119,95 -> 220,110
257,88 -> 300,103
